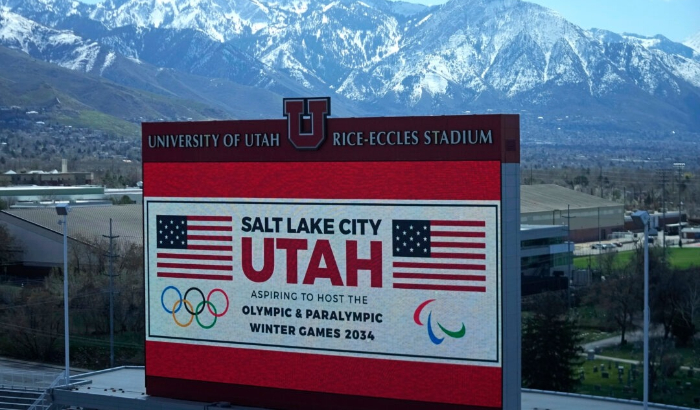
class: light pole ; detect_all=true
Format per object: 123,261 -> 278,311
562,205 -> 576,306
632,210 -> 650,410
103,219 -> 119,368
55,203 -> 71,387
674,162 -> 685,243
562,204 -> 576,277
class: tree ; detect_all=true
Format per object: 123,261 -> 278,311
1,273 -> 63,361
0,232 -> 145,366
522,292 -> 583,392
671,268 -> 700,347
573,175 -> 589,187
0,223 -> 23,271
643,247 -> 675,339
648,338 -> 679,401
594,244 -> 669,345
596,262 -> 642,345
112,195 -> 136,205
652,268 -> 682,340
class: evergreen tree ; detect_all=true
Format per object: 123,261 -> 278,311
0,223 -> 22,267
522,292 -> 583,392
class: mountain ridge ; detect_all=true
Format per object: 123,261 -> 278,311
0,43 -> 235,136
0,0 -> 698,136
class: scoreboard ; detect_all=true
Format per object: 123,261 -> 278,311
142,98 -> 521,410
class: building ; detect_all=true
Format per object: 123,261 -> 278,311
0,186 -> 143,208
1,169 -> 94,186
0,205 -> 142,277
623,211 -> 684,234
521,224 -> 573,296
0,186 -> 107,206
681,227 -> 700,241
521,184 -> 624,243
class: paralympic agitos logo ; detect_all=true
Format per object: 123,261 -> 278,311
414,299 -> 466,345
283,97 -> 331,150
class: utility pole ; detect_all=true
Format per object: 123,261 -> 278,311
103,218 -> 120,368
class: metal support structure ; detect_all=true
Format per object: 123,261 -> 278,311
674,163 -> 685,246
55,204 -> 70,387
658,169 -> 667,257
643,217 -> 650,410
562,204 -> 576,270
62,214 -> 69,386
103,218 -> 120,368
597,207 -> 601,269
561,204 -> 576,308
631,210 -> 650,410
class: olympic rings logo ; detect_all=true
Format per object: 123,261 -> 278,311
161,286 -> 229,329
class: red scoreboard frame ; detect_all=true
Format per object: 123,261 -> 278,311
142,98 -> 521,410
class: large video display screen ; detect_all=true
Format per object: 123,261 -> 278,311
143,100 -> 519,410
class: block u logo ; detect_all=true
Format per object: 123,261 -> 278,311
283,97 -> 331,150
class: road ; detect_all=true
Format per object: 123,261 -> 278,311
573,231 -> 696,259
582,328 -> 653,352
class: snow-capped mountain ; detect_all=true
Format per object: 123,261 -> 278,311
0,9 -> 109,73
0,9 -> 319,119
338,1 -> 700,110
1,0 -> 699,132
685,31 -> 700,53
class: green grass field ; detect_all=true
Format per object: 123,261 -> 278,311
574,247 -> 700,270
670,247 -> 700,269
598,343 -> 642,361
599,342 -> 700,368
577,358 -> 700,408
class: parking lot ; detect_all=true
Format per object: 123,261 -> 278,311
573,231 -> 686,257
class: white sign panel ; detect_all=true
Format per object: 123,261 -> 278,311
145,199 -> 501,365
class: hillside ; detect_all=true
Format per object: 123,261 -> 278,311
0,44 -> 231,137
0,0 -> 698,152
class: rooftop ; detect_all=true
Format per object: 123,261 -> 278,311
50,367 -> 685,410
0,185 -> 104,196
2,204 -> 142,244
522,184 -> 622,214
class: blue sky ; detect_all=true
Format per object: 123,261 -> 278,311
76,0 -> 699,42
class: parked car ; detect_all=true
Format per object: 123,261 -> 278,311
613,242 -> 623,247
602,243 -> 616,250
591,243 -> 602,249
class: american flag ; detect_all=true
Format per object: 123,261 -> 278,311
156,215 -> 234,281
392,219 -> 487,292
